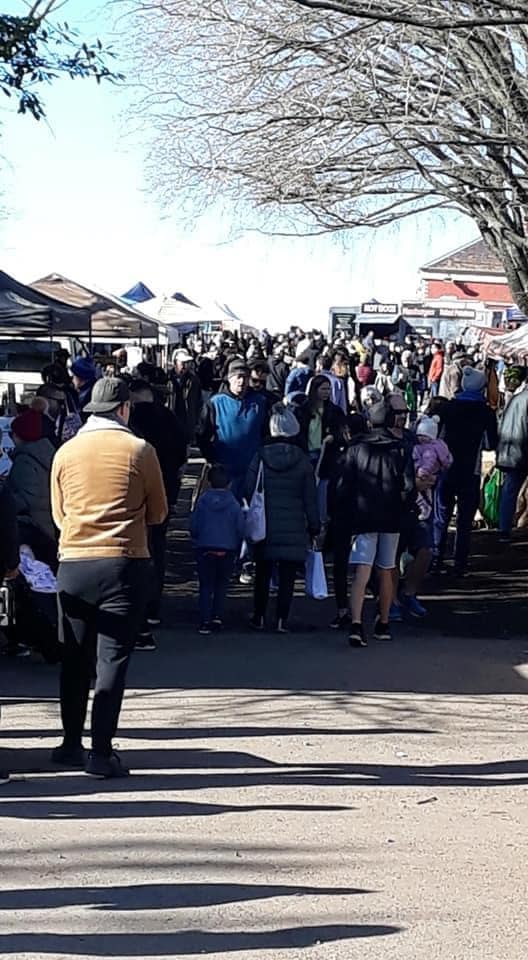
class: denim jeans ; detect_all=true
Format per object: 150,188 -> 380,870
57,558 -> 149,756
433,473 -> 480,570
196,549 -> 236,623
499,469 -> 527,535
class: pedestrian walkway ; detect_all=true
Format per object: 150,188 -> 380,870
1,483 -> 528,958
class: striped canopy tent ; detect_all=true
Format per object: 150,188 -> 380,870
484,324 -> 528,361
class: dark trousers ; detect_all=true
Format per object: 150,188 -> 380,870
433,473 -> 481,570
499,468 -> 527,535
57,558 -> 148,757
145,518 -> 170,622
254,548 -> 298,621
196,550 -> 235,623
333,533 -> 352,610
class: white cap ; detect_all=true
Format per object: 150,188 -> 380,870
173,349 -> 193,363
416,415 -> 439,440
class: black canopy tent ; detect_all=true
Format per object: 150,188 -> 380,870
0,270 -> 91,339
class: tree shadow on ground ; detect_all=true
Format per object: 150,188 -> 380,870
0,924 -> 401,956
0,755 -> 527,817
0,881 -> 369,910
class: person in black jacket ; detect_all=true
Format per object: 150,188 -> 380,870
497,378 -> 528,540
333,400 -> 416,648
244,404 -> 319,632
129,380 -> 188,646
266,345 -> 290,400
433,366 -> 497,575
0,482 -> 19,784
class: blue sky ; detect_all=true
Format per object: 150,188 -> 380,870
0,0 -> 479,330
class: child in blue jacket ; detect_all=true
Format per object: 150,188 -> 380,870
190,464 -> 245,634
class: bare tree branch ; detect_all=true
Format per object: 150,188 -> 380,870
130,0 -> 528,309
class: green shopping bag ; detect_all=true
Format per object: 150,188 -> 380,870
405,381 -> 417,412
482,468 -> 504,528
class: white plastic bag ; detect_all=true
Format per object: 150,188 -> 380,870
245,460 -> 266,543
305,549 -> 328,600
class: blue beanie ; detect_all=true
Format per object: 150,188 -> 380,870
72,357 -> 96,381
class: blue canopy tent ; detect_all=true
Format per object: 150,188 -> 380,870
121,281 -> 156,305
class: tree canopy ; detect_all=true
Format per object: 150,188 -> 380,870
133,0 -> 528,310
1,1 -> 122,121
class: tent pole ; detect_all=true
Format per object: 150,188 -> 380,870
88,313 -> 93,354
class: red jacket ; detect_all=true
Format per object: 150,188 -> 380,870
356,364 -> 376,387
427,352 -> 444,385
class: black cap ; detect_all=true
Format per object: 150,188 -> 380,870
227,360 -> 250,377
84,377 -> 130,414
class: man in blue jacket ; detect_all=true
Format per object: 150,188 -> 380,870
197,361 -> 268,501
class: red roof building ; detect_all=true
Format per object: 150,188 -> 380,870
420,239 -> 514,329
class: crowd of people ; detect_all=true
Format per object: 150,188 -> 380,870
1,323 -> 527,779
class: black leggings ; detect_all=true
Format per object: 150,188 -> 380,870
253,549 -> 298,621
333,533 -> 352,610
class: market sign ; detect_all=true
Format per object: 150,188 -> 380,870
402,302 -> 476,320
361,302 -> 399,315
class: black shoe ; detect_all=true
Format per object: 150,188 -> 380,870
277,618 -> 289,634
210,617 -> 223,631
330,612 -> 352,630
249,616 -> 265,631
147,617 -> 162,628
498,533 -> 511,544
348,622 -> 367,648
452,566 -> 467,579
85,751 -> 130,779
6,644 -> 31,658
135,633 -> 157,651
198,622 -> 212,635
51,743 -> 87,767
0,770 -> 10,785
373,617 -> 392,642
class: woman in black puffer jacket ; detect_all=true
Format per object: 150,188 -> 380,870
245,404 -> 319,633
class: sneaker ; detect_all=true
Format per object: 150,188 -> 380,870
85,751 -> 130,779
330,612 -> 352,630
249,615 -> 265,631
348,622 -> 367,648
400,594 -> 427,618
6,644 -> 31,658
389,601 -> 403,623
210,617 -> 223,631
135,633 -> 157,651
373,618 -> 392,642
277,618 -> 289,634
239,562 -> 254,585
0,770 -> 10,785
51,743 -> 87,767
198,622 -> 212,635
147,617 -> 162,627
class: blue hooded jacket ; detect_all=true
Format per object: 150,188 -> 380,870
190,488 -> 245,550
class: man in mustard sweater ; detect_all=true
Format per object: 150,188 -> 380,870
51,377 -> 167,778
